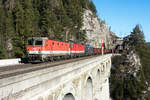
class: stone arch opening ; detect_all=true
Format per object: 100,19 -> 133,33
62,93 -> 75,100
84,77 -> 93,100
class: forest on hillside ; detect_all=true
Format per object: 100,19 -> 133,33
110,25 -> 150,100
0,0 -> 97,59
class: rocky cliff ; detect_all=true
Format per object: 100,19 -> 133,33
82,9 -> 116,49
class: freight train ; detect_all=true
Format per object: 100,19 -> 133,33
26,37 -> 112,62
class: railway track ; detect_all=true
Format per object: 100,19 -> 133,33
0,55 -> 99,79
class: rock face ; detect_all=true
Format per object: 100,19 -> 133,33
82,9 -> 115,49
126,51 -> 141,77
122,38 -> 142,77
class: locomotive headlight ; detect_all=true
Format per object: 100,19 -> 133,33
27,51 -> 30,54
38,51 -> 41,54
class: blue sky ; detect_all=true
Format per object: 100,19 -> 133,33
92,0 -> 150,42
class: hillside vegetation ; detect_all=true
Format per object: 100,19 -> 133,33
0,0 -> 97,59
147,42 -> 150,49
111,25 -> 150,100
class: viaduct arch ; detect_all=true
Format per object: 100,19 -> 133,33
63,93 -> 75,100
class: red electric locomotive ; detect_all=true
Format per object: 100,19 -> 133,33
26,37 -> 85,62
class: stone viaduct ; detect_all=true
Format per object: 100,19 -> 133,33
0,54 -> 112,100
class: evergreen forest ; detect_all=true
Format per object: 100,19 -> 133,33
0,0 -> 97,59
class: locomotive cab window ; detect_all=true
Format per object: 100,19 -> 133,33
28,39 -> 34,46
35,40 -> 43,46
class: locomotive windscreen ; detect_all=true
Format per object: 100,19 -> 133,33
27,38 -> 43,46
28,39 -> 34,45
35,40 -> 43,46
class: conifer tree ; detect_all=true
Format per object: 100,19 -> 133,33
0,5 -> 14,58
129,25 -> 145,50
12,0 -> 25,58
88,0 -> 97,15
0,7 -> 7,59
